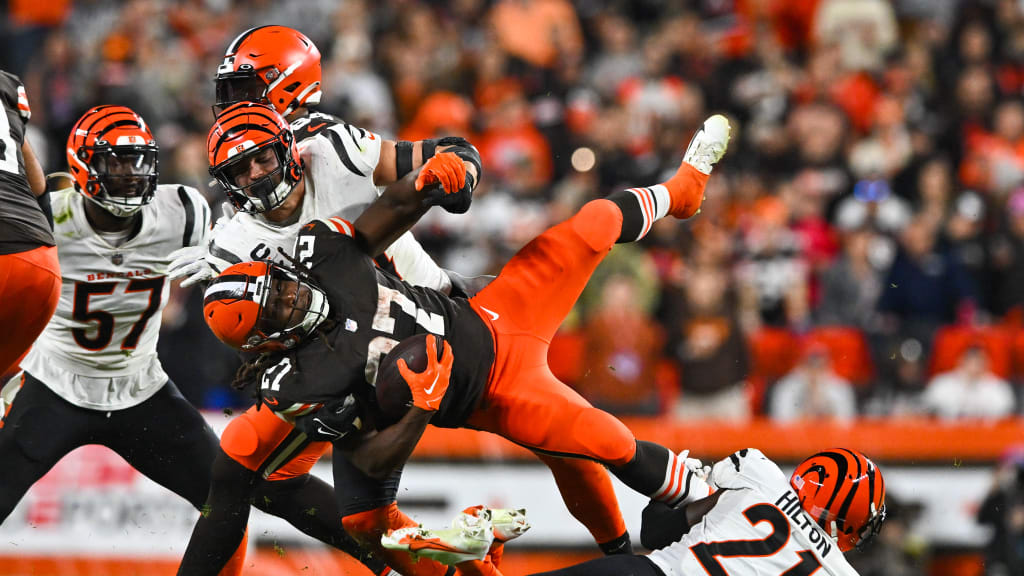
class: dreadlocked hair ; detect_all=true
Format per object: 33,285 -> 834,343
232,353 -> 278,391
229,247 -> 339,392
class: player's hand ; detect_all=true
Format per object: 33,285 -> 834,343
294,394 -> 364,443
168,245 -> 217,288
397,335 -> 453,412
416,152 -> 475,214
679,449 -> 711,481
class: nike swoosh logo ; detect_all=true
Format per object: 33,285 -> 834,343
480,306 -> 499,321
424,373 -> 440,395
309,122 -> 327,132
263,397 -> 278,406
317,426 -> 337,437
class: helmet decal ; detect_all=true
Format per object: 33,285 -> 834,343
66,105 -> 159,217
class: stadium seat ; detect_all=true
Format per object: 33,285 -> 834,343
746,328 -> 801,414
802,326 -> 875,387
928,325 -> 1013,379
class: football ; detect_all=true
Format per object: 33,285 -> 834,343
374,333 -> 442,426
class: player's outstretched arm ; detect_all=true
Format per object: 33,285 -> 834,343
353,150 -> 476,257
375,136 -> 482,215
351,171 -> 430,257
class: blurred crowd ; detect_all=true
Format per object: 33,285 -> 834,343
6,0 -> 1024,423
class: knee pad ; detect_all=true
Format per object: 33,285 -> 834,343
570,200 -> 622,252
220,413 -> 261,471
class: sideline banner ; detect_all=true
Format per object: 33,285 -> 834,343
0,423 -> 996,555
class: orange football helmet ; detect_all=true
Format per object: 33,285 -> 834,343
208,102 -> 303,213
66,105 -> 158,217
203,261 -> 330,352
214,25 -> 322,116
790,448 -> 886,552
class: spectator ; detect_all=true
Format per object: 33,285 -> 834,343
769,342 -> 857,422
877,214 -> 976,346
921,345 -> 1015,421
979,448 -> 1024,576
817,226 -> 883,330
735,195 -> 810,331
576,273 -> 664,416
991,187 -> 1024,316
666,266 -> 750,423
848,495 -> 927,576
943,191 -> 992,314
813,0 -> 898,74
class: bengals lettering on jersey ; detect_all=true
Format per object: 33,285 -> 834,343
20,184 -> 210,410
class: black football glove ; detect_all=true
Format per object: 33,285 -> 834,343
294,394 -> 364,443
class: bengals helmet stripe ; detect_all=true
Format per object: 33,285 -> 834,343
790,448 -> 886,552
207,102 -> 303,214
67,105 -> 159,217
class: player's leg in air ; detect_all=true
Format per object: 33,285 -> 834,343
463,115 -> 731,510
178,404 -> 396,576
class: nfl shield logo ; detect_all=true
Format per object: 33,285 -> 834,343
111,253 -> 124,265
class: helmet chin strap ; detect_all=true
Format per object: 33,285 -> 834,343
82,188 -> 145,219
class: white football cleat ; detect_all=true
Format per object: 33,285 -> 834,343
382,512 -> 494,566
682,114 -> 731,175
457,506 -> 531,542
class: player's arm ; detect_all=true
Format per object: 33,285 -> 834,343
641,490 -> 723,550
375,137 -> 481,187
23,139 -> 44,197
377,136 -> 482,214
338,335 -> 453,480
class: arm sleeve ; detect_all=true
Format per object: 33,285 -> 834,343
382,231 -> 452,293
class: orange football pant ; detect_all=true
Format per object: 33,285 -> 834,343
467,199 -> 636,544
0,245 -> 59,376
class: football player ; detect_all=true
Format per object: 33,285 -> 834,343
0,70 -> 59,381
195,24 -> 641,568
397,448 -> 886,576
202,113 -> 732,576
0,105 -> 250,573
0,106 -> 386,576
174,27 -> 485,576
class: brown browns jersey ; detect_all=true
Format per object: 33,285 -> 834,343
0,70 -> 54,253
258,219 -> 493,429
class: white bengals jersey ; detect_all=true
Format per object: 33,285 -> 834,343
20,184 -> 210,410
207,122 -> 451,292
648,449 -> 859,576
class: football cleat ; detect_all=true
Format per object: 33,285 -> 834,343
381,513 -> 494,566
682,114 -> 731,176
456,506 -> 530,543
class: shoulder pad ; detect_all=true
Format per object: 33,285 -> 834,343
709,448 -> 787,491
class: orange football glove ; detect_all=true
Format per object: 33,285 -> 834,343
397,335 -> 454,412
415,151 -> 466,195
